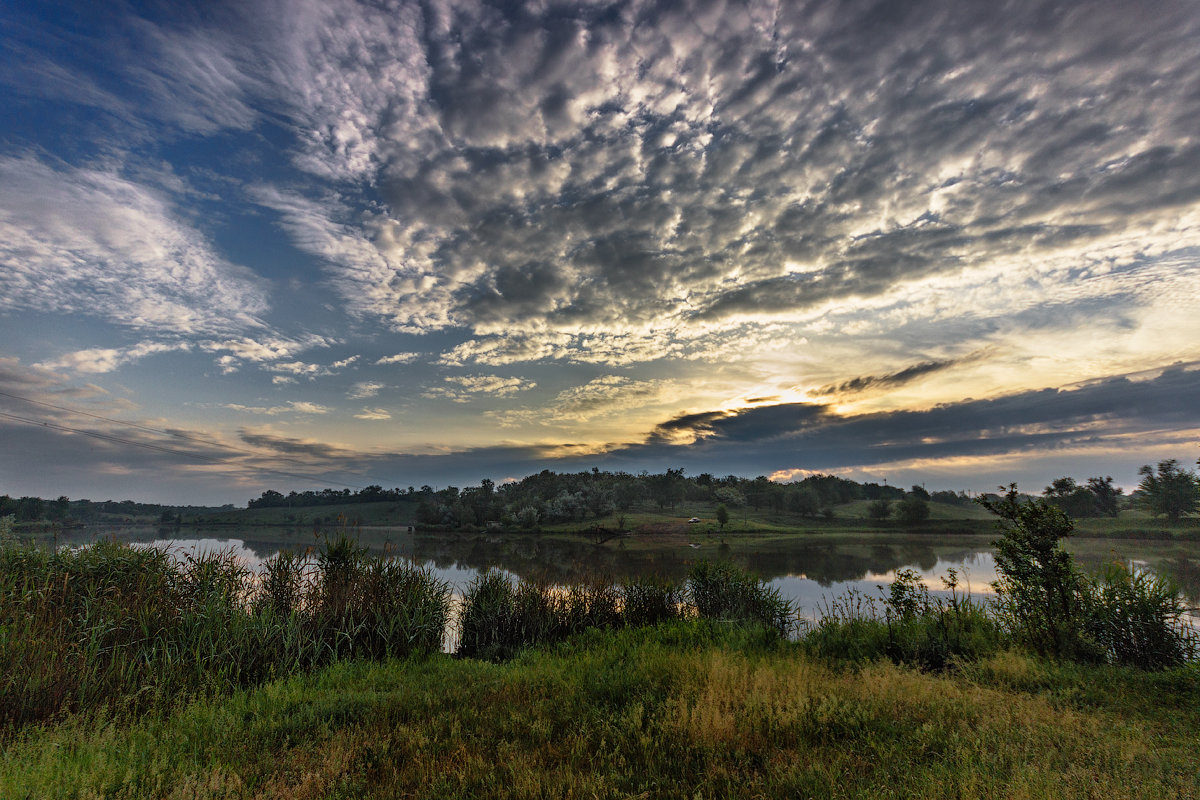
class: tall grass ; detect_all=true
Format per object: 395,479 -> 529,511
803,569 -> 1005,669
0,534 -> 450,733
456,561 -> 789,660
1085,561 -> 1198,668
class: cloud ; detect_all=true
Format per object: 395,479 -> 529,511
202,335 -> 335,364
205,0 -> 1200,369
0,156 -> 269,336
488,375 -> 683,427
221,401 -> 331,416
809,352 -> 989,397
237,430 -> 354,460
375,353 -> 420,365
37,341 -> 191,374
353,408 -> 391,420
630,365 -> 1200,472
423,374 -> 537,403
348,381 -> 384,399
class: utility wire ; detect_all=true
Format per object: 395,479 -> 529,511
0,409 -> 367,491
0,388 -> 315,468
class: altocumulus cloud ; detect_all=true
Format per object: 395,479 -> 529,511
130,0 -> 1200,367
0,156 -> 267,336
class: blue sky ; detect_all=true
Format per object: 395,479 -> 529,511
2,0 -> 1199,504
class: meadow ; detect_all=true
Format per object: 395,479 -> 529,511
2,494 -> 1198,798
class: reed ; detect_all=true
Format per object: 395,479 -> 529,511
0,535 -> 450,734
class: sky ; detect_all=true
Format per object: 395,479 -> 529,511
2,0 -> 1199,505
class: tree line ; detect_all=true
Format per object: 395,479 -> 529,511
6,457 -> 1198,527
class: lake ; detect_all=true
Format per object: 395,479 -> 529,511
48,525 -> 1200,625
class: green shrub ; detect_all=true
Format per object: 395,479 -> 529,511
686,561 -> 793,637
1085,562 -> 1198,669
980,486 -> 1098,661
621,574 -> 684,627
0,535 -> 452,734
803,570 -> 1004,670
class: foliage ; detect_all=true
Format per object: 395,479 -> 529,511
715,503 -> 729,529
867,498 -> 892,520
804,569 -> 1004,670
980,485 -> 1096,660
686,560 -> 793,637
1086,476 -> 1124,518
982,485 -> 1197,669
1084,561 -> 1198,669
8,623 -> 1199,799
1137,459 -> 1199,521
895,496 -> 930,524
0,535 -> 449,733
620,574 -> 685,627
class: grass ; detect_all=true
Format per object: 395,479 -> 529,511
0,533 -> 451,731
3,622 -> 1198,799
3,517 -> 1198,797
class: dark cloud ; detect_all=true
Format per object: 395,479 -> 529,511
237,431 -> 354,460
625,366 -> 1200,471
810,354 -> 979,397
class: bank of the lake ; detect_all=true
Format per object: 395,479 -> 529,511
4,621 -> 1198,799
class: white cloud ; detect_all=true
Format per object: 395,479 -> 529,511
353,407 -> 391,420
375,353 -> 421,365
422,374 -> 537,403
221,400 -> 331,416
0,156 -> 268,336
348,381 -> 384,399
37,341 -> 190,374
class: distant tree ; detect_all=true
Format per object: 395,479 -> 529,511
716,503 -> 729,530
909,485 -> 931,501
16,496 -> 44,522
896,496 -> 930,524
867,498 -> 892,521
714,487 -> 746,508
1043,477 -> 1097,518
1086,476 -> 1123,518
788,487 -> 821,517
47,495 -> 70,521
1137,460 -> 1199,522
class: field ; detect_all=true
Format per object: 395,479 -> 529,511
4,622 -> 1198,799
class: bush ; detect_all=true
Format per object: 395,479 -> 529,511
621,574 -> 684,627
686,561 -> 792,637
980,486 -> 1097,661
0,535 -> 452,733
803,569 -> 1004,670
896,497 -> 930,524
981,485 -> 1197,669
1085,562 -> 1198,669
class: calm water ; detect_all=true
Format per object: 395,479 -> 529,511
49,526 -> 1200,624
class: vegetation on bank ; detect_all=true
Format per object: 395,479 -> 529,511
7,455 -> 1198,532
3,622 -> 1199,799
1,492 -> 1197,795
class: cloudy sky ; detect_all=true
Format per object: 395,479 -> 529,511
2,0 -> 1199,504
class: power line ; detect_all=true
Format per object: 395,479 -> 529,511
0,388 -> 314,468
0,409 -> 367,491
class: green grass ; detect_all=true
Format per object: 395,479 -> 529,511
3,622 -> 1198,799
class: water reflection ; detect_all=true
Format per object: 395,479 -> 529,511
47,526 -> 1200,624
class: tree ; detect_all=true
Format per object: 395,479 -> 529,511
1137,460 -> 1199,522
980,485 -> 1092,659
896,496 -> 930,524
716,503 -> 729,530
1086,476 -> 1123,518
867,498 -> 892,521
1043,477 -> 1097,518
909,484 -> 931,501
